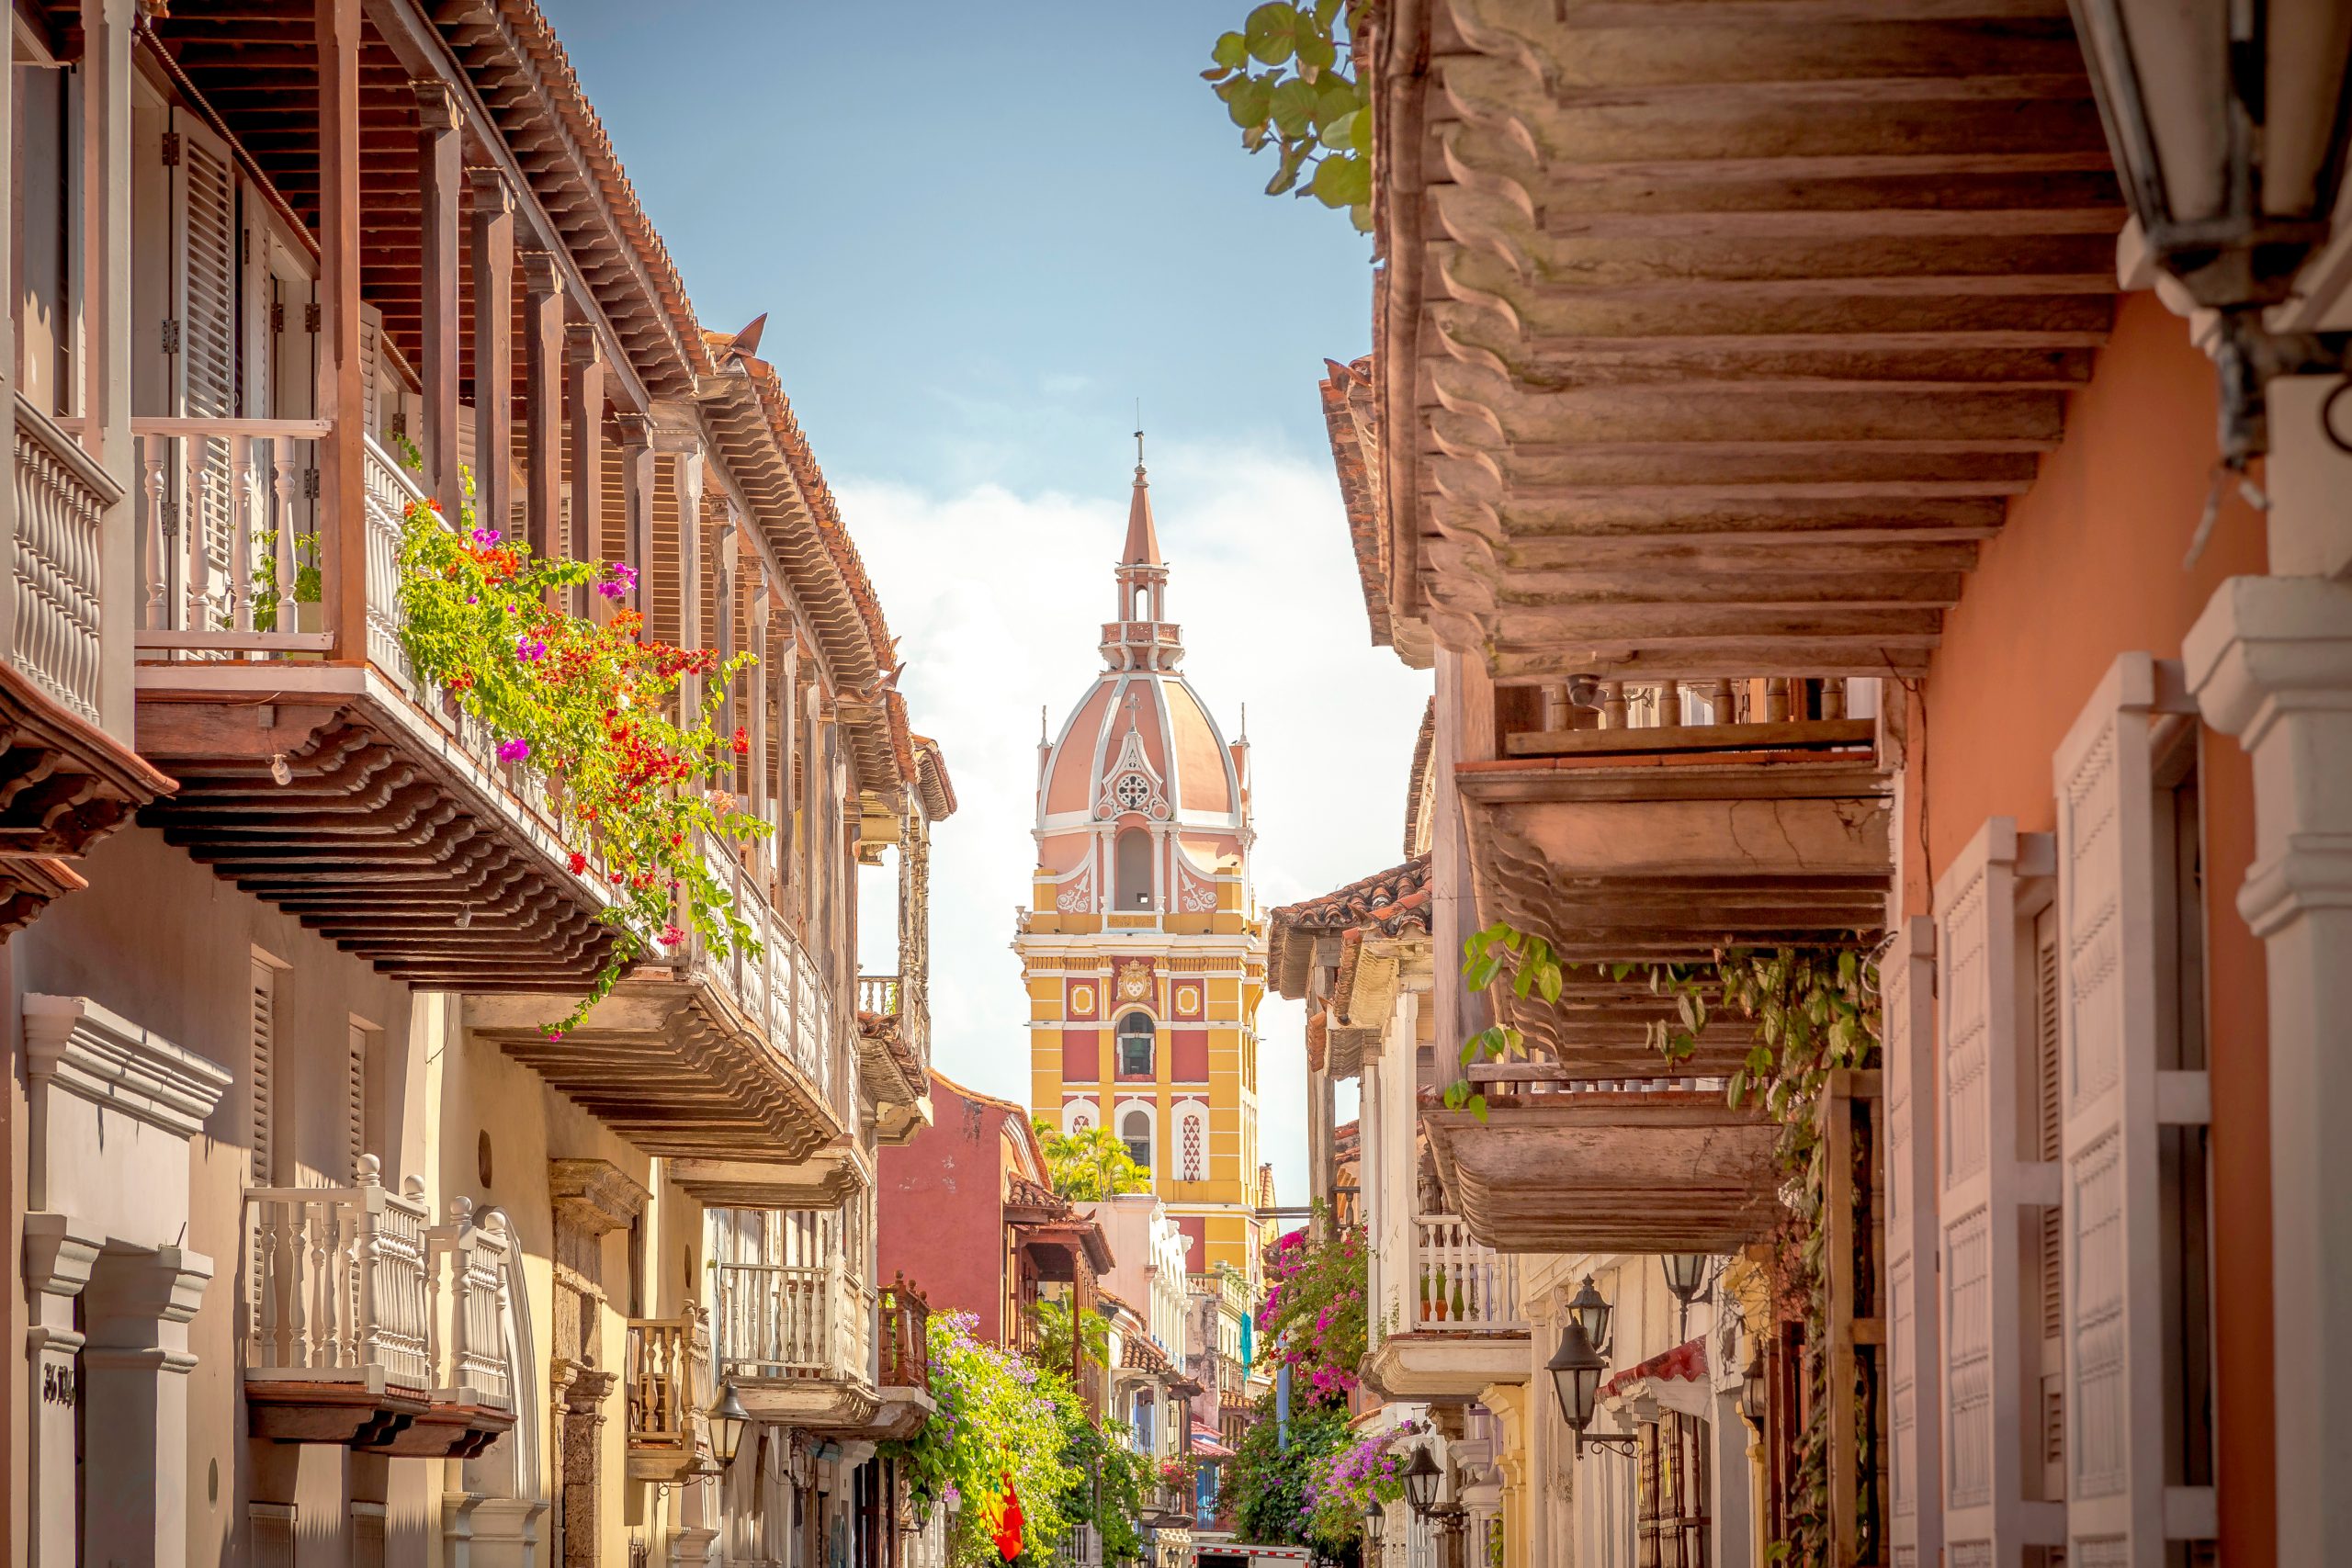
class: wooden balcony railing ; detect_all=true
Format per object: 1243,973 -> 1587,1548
877,1275 -> 931,1391
1500,675 -> 1880,758
626,1312 -> 709,1460
244,1156 -> 516,1409
858,974 -> 900,1015
11,398 -> 118,726
693,829 -> 842,1115
714,1259 -> 873,1386
1411,1214 -> 1524,1333
128,416 -> 331,656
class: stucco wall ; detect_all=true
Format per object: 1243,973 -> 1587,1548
1898,290 -> 2273,1558
877,1079 -> 1014,1341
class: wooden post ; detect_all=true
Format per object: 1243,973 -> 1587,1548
519,250 -> 563,563
778,630 -> 799,903
750,590 -> 772,875
712,511 -> 737,742
614,412 -> 655,618
562,322 -> 603,614
412,79 -> 462,523
1823,1067 -> 1886,1568
316,0 -> 367,662
468,165 -> 514,535
677,455 -> 703,717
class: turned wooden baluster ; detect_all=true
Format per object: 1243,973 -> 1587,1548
1539,682 -> 1569,734
1766,677 -> 1792,723
1660,679 -> 1684,728
273,450 -> 300,635
1821,677 -> 1847,720
182,434 -> 211,632
143,452 -> 170,631
1600,680 -> 1628,729
230,434 -> 255,634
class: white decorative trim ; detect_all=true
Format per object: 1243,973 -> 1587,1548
22,994 -> 232,1139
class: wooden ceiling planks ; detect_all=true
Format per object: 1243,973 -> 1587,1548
1376,0 -> 2126,679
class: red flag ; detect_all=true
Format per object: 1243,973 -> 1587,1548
993,1473 -> 1024,1561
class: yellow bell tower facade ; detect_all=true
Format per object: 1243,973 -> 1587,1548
1016,457 -> 1267,1281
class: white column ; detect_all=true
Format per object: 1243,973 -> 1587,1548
80,1247 -> 213,1568
2183,393 -> 2352,1567
21,1218 -> 100,1568
1525,1289 -> 1555,1568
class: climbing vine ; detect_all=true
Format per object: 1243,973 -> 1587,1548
1449,925 -> 1883,1565
1203,1 -> 1375,230
393,471 -> 767,1039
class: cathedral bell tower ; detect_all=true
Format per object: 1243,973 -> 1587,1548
1014,456 -> 1267,1281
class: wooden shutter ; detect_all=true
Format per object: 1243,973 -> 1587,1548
1934,820 -> 2041,1561
248,954 -> 278,1185
358,301 -> 384,447
1883,916 -> 1940,1568
169,115 -> 238,606
2033,907 -> 2068,1504
345,1021 -> 369,1178
2052,653 -> 2165,1562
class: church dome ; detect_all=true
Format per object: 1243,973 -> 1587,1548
1033,458 -> 1250,916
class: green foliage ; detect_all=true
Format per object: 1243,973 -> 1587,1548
1203,1 -> 1374,231
392,471 -> 768,1039
1256,1222 -> 1366,1405
888,1311 -> 1085,1567
246,526 -> 322,634
1303,1417 -> 1426,1549
1034,1119 -> 1153,1201
1024,1295 -> 1110,1379
1224,1392 -> 1359,1558
1062,1411 -> 1157,1562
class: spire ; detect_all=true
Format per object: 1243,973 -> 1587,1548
1123,430 -> 1162,569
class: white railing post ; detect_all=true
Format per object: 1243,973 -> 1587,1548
142,449 -> 168,631
273,447 -> 299,635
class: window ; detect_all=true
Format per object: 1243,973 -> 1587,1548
1115,828 -> 1153,910
1114,773 -> 1150,811
1182,1110 -> 1204,1181
1117,1012 -> 1155,1078
2153,723 -> 2215,1493
1637,1411 -> 1711,1568
1123,1109 -> 1153,1170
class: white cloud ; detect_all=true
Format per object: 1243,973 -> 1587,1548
842,442 -> 1430,1208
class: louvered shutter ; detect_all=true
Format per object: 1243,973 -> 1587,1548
1883,916 -> 1940,1568
170,115 -> 238,617
1934,819 -> 2036,1561
249,955 -> 277,1185
2052,653 -> 2165,1562
358,302 -> 384,448
2033,908 -> 2068,1503
345,1021 -> 369,1178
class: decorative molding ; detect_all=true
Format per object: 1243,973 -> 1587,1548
548,1158 -> 650,1237
22,993 -> 232,1140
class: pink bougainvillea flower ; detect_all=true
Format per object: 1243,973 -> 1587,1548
516,635 -> 548,661
496,738 -> 531,764
471,526 -> 501,546
659,923 -> 687,948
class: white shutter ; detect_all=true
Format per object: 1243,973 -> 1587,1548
2033,907 -> 2068,1504
2052,652 -> 2165,1562
1883,916 -> 1940,1568
345,1021 -> 369,1178
170,115 -> 238,610
1934,819 -> 2045,1559
358,301 -> 384,448
248,954 -> 277,1186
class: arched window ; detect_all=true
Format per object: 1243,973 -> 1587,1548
1117,1012 -> 1155,1078
1182,1108 -> 1204,1181
1114,828 -> 1153,910
1122,1108 -> 1153,1170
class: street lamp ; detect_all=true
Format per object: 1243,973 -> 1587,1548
1544,1316 -> 1636,1459
1363,1498 -> 1385,1551
707,1380 -> 752,1470
1741,1348 -> 1770,1429
2069,0 -> 2352,458
1402,1447 -> 1444,1519
1565,1274 -> 1612,1359
1660,1254 -> 1712,1307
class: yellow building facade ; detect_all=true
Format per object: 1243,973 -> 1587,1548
1015,459 -> 1268,1280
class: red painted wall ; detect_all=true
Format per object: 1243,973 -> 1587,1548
1170,1029 -> 1209,1083
1899,292 -> 2272,1558
1061,1029 -> 1099,1082
877,1076 -> 1023,1344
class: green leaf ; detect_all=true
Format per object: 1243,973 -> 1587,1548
1727,1068 -> 1748,1107
1536,962 -> 1563,1005
1227,74 -> 1272,130
1244,2 -> 1299,63
1468,1093 -> 1488,1124
1264,139 -> 1313,196
1213,29 -> 1251,70
1270,77 -> 1318,139
1295,27 -> 1336,73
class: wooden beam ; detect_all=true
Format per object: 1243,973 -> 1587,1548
519,249 -> 562,561
468,164 -> 514,533
616,412 -> 654,617
316,0 -> 368,660
564,321 -> 604,615
413,77 -> 463,522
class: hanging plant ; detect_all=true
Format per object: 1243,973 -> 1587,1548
392,470 -> 769,1039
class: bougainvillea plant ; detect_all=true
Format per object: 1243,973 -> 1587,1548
1302,1416 -> 1426,1546
1256,1221 -> 1367,1404
392,472 -> 768,1038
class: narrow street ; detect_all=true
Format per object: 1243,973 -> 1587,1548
1,4 -> 2346,1568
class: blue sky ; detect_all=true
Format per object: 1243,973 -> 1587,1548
543,0 -> 1425,1202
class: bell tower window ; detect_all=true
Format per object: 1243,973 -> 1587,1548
1123,1108 -> 1154,1170
1115,828 -> 1153,910
1117,1012 -> 1155,1078
1114,773 -> 1150,812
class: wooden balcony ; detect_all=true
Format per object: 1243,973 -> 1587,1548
1,400 -> 175,932
1358,0 -> 2120,679
872,1275 -> 936,1441
856,971 -> 931,1145
130,424 -> 621,990
713,1258 -> 879,1430
1367,1214 -> 1527,1398
243,1157 -> 515,1457
466,832 -> 849,1162
1424,1088 -> 1782,1254
625,1312 -> 710,1481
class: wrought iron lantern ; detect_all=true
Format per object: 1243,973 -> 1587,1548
2069,0 -> 2352,457
1566,1274 -> 1612,1359
707,1380 -> 752,1469
1402,1446 -> 1444,1519
1660,1254 -> 1712,1306
1741,1348 -> 1769,1428
1545,1317 -> 1636,1458
1363,1498 -> 1385,1549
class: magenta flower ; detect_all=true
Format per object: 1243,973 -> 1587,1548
596,560 -> 639,602
516,635 -> 548,661
496,738 -> 530,764
659,922 -> 687,948
471,526 -> 501,546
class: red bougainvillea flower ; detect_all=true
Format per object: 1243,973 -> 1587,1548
731,726 -> 751,755
567,851 -> 589,875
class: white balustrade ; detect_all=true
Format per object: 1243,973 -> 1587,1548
714,1258 -> 872,1386
129,415 -> 328,656
1412,1214 -> 1524,1332
244,1156 -> 514,1411
361,433 -> 429,682
686,829 -> 840,1111
11,398 -> 117,724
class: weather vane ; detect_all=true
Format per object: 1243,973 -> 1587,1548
1135,398 -> 1145,469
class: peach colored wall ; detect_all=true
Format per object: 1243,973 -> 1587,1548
1899,291 -> 2272,1559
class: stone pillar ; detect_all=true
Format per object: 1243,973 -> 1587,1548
412,78 -> 464,522
469,166 -> 515,533
2183,394 -> 2352,1567
546,1159 -> 648,1568
552,1364 -> 618,1568
1523,1290 -> 1555,1568
520,250 -> 565,561
21,1217 -> 99,1568
79,1246 -> 212,1568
